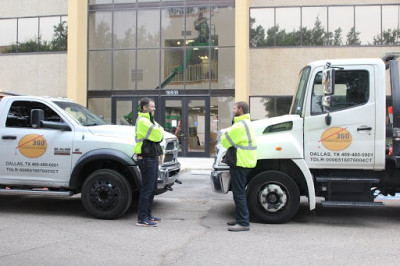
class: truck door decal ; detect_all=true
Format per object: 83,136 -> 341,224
17,134 -> 47,158
319,127 -> 352,151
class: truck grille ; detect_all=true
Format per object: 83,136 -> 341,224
162,138 -> 179,165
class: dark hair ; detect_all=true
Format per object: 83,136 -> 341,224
235,101 -> 249,114
139,98 -> 154,112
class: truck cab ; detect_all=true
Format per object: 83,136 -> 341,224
0,96 -> 181,219
211,53 -> 400,224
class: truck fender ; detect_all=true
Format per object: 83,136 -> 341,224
70,148 -> 139,189
292,159 -> 316,210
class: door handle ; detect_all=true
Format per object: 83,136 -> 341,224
357,127 -> 372,131
2,135 -> 17,139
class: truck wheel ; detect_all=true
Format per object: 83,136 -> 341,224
81,169 -> 132,219
247,170 -> 300,224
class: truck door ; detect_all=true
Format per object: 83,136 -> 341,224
304,65 -> 376,169
0,100 -> 73,186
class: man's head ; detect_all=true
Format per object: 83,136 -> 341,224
140,98 -> 156,115
233,101 -> 249,117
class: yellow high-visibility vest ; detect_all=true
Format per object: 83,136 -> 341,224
221,113 -> 257,168
134,112 -> 164,154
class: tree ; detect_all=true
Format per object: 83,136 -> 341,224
261,97 -> 274,118
333,28 -> 343,45
346,26 -> 361,45
265,25 -> 279,46
373,28 -> 400,45
310,17 -> 326,45
249,17 -> 267,47
50,20 -> 68,51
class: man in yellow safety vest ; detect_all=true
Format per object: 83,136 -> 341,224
221,101 -> 257,231
135,98 -> 164,227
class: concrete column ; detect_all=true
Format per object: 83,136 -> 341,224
67,0 -> 88,106
235,0 -> 250,103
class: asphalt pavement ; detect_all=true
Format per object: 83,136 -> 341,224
1,157 -> 400,265
178,157 -> 214,172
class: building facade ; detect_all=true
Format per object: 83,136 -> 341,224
0,0 -> 399,157
0,0 -> 68,97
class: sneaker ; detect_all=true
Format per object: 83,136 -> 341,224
228,224 -> 250,232
149,216 -> 161,222
227,221 -> 237,226
136,219 -> 157,227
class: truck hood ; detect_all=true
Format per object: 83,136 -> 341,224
251,114 -> 300,136
87,125 -> 177,140
215,114 -> 303,166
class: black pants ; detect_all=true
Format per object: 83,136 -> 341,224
137,157 -> 159,221
230,166 -> 251,226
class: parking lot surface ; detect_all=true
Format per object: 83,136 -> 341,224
1,162 -> 400,265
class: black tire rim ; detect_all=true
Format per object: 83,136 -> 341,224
89,180 -> 119,211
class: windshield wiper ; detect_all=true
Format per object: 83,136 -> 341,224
85,123 -> 98,126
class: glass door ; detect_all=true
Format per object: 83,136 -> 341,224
111,96 -> 140,125
161,97 -> 210,157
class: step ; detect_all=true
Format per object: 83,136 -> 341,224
316,177 -> 380,183
0,188 -> 72,197
321,201 -> 385,208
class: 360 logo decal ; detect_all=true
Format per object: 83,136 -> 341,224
319,127 -> 352,151
17,134 -> 47,158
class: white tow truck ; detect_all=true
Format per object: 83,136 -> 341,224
211,52 -> 400,223
0,96 -> 180,219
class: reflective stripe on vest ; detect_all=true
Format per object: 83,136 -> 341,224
135,116 -> 155,143
224,120 -> 257,151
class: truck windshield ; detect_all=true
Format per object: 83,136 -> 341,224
290,66 -> 311,116
54,101 -> 108,126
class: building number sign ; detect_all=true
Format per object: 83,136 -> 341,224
166,90 -> 179,95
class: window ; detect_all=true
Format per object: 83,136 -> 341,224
311,70 -> 369,115
39,16 -> 62,51
382,6 -> 400,45
250,96 -> 292,120
6,101 -> 61,128
87,1 -> 235,94
137,9 -> 160,48
210,6 -> 235,46
302,7 -> 327,46
113,50 -> 136,90
276,8 -> 300,46
0,16 -> 67,54
0,19 -> 17,53
113,10 -> 136,49
88,51 -> 112,90
18,17 -> 39,52
356,6 -> 380,45
88,11 -> 112,50
250,4 -> 400,47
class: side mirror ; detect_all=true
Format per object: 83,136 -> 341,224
322,68 -> 335,95
31,109 -> 44,128
31,108 -> 71,131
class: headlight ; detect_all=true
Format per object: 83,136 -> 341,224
219,150 -> 228,166
214,143 -> 228,168
216,130 -> 223,143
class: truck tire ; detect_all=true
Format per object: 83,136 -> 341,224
247,170 -> 300,224
81,169 -> 132,219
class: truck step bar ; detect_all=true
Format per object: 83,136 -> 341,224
316,177 -> 380,183
321,201 -> 385,208
0,188 -> 72,197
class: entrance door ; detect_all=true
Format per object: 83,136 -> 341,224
111,96 -> 140,126
161,97 -> 210,157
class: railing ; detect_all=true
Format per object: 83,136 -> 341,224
164,62 -> 218,84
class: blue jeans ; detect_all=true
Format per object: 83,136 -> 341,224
229,166 -> 251,226
137,157 -> 159,221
